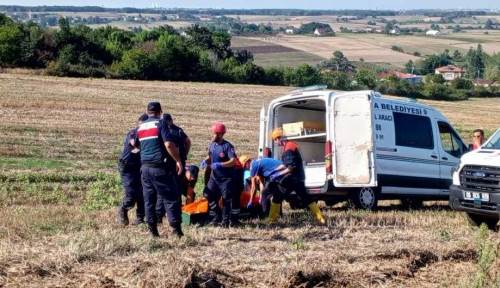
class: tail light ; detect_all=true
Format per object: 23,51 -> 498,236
325,141 -> 333,174
263,147 -> 272,158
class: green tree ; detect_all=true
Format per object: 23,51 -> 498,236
283,64 -> 321,87
355,69 -> 377,89
322,71 -> 352,90
465,44 -> 486,79
405,60 -> 415,74
0,23 -> 24,66
111,48 -> 155,79
318,51 -> 355,73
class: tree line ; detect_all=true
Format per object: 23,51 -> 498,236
0,14 -> 498,101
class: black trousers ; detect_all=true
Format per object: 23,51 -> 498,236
204,177 -> 233,224
231,169 -> 245,221
120,167 -> 145,220
141,166 -> 181,229
267,175 -> 312,206
157,173 -> 186,218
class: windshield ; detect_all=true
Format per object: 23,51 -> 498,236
483,130 -> 500,150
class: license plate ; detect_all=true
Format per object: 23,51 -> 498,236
464,191 -> 490,202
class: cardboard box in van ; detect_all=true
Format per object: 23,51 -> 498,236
282,121 -> 325,137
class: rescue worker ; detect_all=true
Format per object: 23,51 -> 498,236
135,102 -> 184,238
202,122 -> 237,228
471,129 -> 485,150
117,113 -> 148,226
184,164 -> 200,204
249,157 -> 326,224
230,155 -> 249,226
156,113 -> 191,221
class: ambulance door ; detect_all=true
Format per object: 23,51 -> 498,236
332,91 -> 377,187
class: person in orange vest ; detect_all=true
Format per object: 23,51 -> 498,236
470,129 -> 485,150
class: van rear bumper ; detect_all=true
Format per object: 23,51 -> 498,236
449,185 -> 500,217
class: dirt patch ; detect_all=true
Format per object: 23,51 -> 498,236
406,250 -> 439,276
183,268 -> 245,288
442,249 -> 477,262
286,270 -> 350,288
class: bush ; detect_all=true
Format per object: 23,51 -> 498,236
391,45 -> 404,52
355,69 -> 377,89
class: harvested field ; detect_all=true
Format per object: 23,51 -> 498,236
249,35 -> 420,66
0,73 -> 499,287
231,37 -> 325,67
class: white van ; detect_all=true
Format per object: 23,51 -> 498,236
258,87 -> 468,210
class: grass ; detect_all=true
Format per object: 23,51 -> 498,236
0,73 -> 499,287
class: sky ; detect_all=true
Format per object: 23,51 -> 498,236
0,1 -> 498,10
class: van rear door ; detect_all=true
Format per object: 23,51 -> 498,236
332,92 -> 377,187
258,105 -> 268,157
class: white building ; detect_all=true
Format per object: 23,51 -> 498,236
426,30 -> 441,36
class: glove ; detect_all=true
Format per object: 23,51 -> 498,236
246,202 -> 253,209
200,160 -> 208,169
210,162 -> 223,170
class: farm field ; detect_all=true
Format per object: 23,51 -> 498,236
231,37 -> 326,67
0,73 -> 499,287
235,31 -> 500,68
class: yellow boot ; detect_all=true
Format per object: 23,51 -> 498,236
308,202 -> 326,225
267,202 -> 281,224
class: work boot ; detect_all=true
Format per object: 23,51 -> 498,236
132,218 -> 145,225
221,221 -> 230,229
230,219 -> 242,228
148,224 -> 160,238
267,202 -> 281,224
118,207 -> 129,226
172,225 -> 184,238
308,202 -> 326,225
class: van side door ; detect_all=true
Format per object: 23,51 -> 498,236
378,109 -> 443,195
435,120 -> 467,189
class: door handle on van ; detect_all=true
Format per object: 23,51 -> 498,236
430,155 -> 438,159
442,157 -> 448,161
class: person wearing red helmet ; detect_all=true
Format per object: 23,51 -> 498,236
201,122 -> 237,227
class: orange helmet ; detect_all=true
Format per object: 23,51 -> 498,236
211,122 -> 226,134
239,155 -> 251,167
272,128 -> 284,140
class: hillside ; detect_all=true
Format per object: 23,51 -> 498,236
0,73 -> 499,287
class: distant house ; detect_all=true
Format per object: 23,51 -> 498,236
435,65 -> 466,81
426,30 -> 441,36
285,28 -> 295,34
473,79 -> 498,87
378,71 -> 423,85
314,28 -> 324,36
389,27 -> 400,35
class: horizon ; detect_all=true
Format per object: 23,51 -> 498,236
0,1 -> 498,10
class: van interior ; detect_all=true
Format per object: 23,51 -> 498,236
272,99 -> 327,188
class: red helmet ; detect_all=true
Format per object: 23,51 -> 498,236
211,122 -> 226,134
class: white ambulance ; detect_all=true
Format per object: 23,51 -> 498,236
258,86 -> 468,210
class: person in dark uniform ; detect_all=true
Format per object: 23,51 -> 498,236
202,122 -> 237,228
249,157 -> 326,224
156,113 -> 192,221
117,113 -> 149,226
271,128 -> 326,224
135,102 -> 184,238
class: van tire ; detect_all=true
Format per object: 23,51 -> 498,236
350,187 -> 379,211
466,213 -> 498,230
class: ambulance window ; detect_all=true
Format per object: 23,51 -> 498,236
393,112 -> 434,149
438,122 -> 466,158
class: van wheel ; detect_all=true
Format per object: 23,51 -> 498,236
466,213 -> 499,230
350,187 -> 378,211
400,198 -> 424,210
